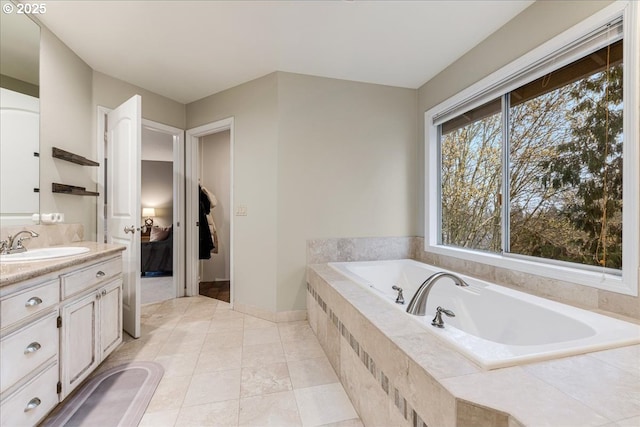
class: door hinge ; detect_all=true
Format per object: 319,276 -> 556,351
56,381 -> 62,394
57,316 -> 62,328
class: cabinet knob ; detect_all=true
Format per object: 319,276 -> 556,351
24,342 -> 42,354
25,296 -> 43,307
96,270 -> 106,278
101,289 -> 107,296
24,397 -> 41,412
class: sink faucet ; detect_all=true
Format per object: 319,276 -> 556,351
1,230 -> 39,255
406,272 -> 469,316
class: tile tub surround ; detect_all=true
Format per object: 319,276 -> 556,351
411,237 -> 640,321
307,237 -> 415,265
307,236 -> 640,320
307,263 -> 640,427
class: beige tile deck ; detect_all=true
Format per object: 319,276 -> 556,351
105,296 -> 361,427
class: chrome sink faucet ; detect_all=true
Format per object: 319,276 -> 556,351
0,230 -> 39,254
406,272 -> 469,316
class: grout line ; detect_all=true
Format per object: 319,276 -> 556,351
309,282 -> 429,427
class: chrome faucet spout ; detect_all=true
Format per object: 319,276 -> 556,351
3,230 -> 39,254
406,272 -> 468,316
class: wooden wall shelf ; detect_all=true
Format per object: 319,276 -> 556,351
52,183 -> 99,197
52,147 -> 99,167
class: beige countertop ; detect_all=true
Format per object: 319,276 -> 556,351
0,242 -> 125,287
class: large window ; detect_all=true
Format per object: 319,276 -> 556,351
426,3 -> 638,295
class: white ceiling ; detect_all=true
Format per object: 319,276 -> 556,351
37,0 -> 534,104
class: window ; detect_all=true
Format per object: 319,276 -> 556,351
426,2 -> 639,295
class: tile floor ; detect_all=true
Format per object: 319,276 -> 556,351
141,275 -> 176,305
99,296 -> 363,427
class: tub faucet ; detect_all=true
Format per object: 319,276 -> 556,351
406,272 -> 468,316
2,230 -> 39,254
431,306 -> 455,328
392,285 -> 405,304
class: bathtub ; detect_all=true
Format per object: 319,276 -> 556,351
329,259 -> 640,369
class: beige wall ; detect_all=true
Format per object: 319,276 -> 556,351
92,71 -> 186,130
187,72 -> 418,313
39,29 -> 186,241
276,72 -> 418,310
39,27 -> 95,238
187,73 -> 279,312
141,160 -> 173,227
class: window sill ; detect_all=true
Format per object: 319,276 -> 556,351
424,243 -> 637,297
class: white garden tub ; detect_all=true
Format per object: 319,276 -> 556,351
329,259 -> 640,369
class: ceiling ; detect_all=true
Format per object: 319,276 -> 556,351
37,1 -> 534,104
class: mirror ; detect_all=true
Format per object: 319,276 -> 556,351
0,1 -> 40,227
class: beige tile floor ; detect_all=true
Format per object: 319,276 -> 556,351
99,296 -> 363,427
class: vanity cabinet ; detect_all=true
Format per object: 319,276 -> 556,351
0,250 -> 124,426
59,257 -> 123,399
0,278 -> 60,427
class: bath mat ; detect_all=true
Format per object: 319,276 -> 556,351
42,361 -> 164,427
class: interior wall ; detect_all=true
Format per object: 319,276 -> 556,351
199,130 -> 231,282
141,160 -> 173,227
92,71 -> 186,130
39,27 -> 95,239
187,73 -> 279,312
276,72 -> 418,311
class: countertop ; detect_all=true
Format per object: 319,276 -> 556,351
0,242 -> 126,287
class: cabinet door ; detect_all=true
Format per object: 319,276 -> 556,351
99,279 -> 123,360
60,292 -> 99,399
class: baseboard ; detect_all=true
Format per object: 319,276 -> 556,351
233,302 -> 307,323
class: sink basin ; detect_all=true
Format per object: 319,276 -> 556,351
0,246 -> 90,263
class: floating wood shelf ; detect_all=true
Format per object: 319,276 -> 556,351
52,147 -> 99,167
52,183 -> 99,197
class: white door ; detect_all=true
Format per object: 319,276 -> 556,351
106,95 -> 142,338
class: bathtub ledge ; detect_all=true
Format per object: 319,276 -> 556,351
307,262 -> 640,427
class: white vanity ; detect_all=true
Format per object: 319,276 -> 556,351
0,243 -> 125,426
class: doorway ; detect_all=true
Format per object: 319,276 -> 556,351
185,118 -> 234,305
197,130 -> 231,302
97,108 -> 185,312
139,121 -> 185,304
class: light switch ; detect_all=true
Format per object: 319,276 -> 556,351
236,205 -> 248,216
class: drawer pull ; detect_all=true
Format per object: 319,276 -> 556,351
24,397 -> 41,412
25,296 -> 43,307
24,342 -> 42,354
96,270 -> 106,278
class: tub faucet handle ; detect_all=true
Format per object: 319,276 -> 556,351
392,285 -> 405,305
431,306 -> 455,328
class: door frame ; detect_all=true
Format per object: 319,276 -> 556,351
185,117 -> 234,304
97,108 -> 186,299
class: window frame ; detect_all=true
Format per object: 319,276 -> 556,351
424,1 -> 639,296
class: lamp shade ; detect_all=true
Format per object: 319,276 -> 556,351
142,207 -> 156,217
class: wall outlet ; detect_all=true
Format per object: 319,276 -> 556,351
235,206 -> 248,216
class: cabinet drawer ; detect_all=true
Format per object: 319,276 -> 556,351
0,362 -> 58,427
61,257 -> 122,298
0,313 -> 59,394
0,280 -> 59,330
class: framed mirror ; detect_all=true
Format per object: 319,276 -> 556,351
0,1 -> 40,227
